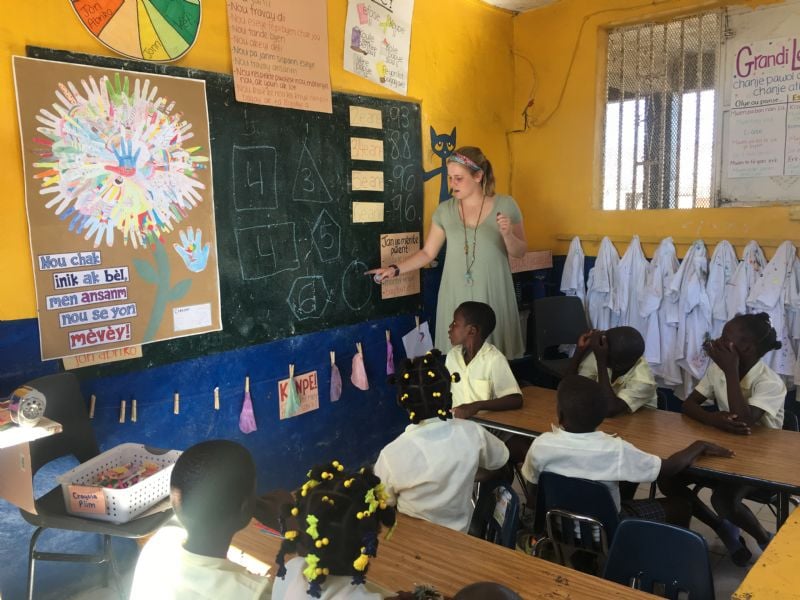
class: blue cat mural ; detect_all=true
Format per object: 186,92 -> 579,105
423,126 -> 456,202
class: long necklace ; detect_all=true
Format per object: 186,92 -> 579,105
460,194 -> 486,286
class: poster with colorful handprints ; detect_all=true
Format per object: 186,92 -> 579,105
13,56 -> 221,360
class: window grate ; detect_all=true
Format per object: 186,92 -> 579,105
602,13 -> 722,210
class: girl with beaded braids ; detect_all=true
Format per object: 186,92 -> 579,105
374,351 -> 509,533
659,312 -> 787,564
273,461 -> 396,599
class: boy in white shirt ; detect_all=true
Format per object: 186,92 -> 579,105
374,351 -> 510,532
660,312 -> 786,565
129,440 -> 272,600
521,375 -> 732,525
273,461 -> 395,599
445,301 -> 522,420
566,326 -> 657,417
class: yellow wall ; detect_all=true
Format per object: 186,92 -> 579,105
512,0 -> 799,259
0,0 -> 514,320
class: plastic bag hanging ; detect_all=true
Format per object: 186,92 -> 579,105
285,364 -> 302,417
385,330 -> 395,375
330,351 -> 343,402
351,343 -> 369,390
239,376 -> 258,434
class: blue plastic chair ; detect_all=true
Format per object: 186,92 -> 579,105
472,483 -> 520,549
603,519 -> 714,599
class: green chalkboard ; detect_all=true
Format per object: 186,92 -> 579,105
27,47 -> 422,373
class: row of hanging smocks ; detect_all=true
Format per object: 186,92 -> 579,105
707,241 -> 738,339
586,237 -> 621,330
561,236 -> 586,303
640,238 -> 682,388
725,241 -> 767,318
616,236 -> 651,342
666,241 -> 712,399
746,241 -> 798,378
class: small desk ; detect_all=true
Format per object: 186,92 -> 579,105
0,417 -> 62,450
733,512 -> 800,599
232,513 -> 652,599
473,386 -> 800,526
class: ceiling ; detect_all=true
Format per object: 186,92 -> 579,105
480,0 -> 558,13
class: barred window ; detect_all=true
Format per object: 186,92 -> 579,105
602,13 -> 722,210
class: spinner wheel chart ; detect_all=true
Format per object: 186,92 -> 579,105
70,0 -> 201,62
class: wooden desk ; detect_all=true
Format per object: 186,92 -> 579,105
232,513 -> 652,599
733,512 -> 800,599
474,387 -> 800,526
0,417 -> 62,450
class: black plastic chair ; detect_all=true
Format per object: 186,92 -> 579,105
471,482 -> 520,549
533,296 -> 589,379
603,519 -> 714,599
18,373 -> 174,600
535,472 -> 620,575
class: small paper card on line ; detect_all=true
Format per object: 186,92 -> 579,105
353,202 -> 384,223
402,321 -> 433,359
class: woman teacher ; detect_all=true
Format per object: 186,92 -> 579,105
368,146 -> 526,358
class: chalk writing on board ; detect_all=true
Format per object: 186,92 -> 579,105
287,275 -> 331,320
235,223 -> 300,280
349,105 -> 383,129
390,164 -> 417,222
341,260 -> 373,311
311,209 -> 341,263
232,145 -> 278,210
387,129 -> 412,160
352,170 -> 385,191
293,140 -> 333,203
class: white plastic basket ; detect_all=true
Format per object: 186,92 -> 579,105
58,443 -> 182,524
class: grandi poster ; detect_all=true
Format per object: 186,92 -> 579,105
13,56 -> 221,360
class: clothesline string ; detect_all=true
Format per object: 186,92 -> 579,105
555,234 -> 788,254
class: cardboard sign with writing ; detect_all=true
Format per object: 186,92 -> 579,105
67,485 -> 107,515
278,370 -> 320,420
349,106 -> 382,129
62,345 -> 143,370
380,232 -> 420,299
509,250 -> 553,274
352,202 -> 384,223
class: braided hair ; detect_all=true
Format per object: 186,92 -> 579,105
388,350 -> 460,424
732,312 -> 782,357
275,461 -> 395,598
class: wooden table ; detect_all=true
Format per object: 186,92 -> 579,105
474,386 -> 800,526
733,511 -> 800,598
0,417 -> 61,450
231,513 -> 652,599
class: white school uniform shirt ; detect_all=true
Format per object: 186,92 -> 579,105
586,237 -> 621,330
272,557 -> 386,599
577,353 -> 657,412
129,526 -> 272,600
695,361 -> 786,429
707,241 -> 739,338
373,417 -> 509,533
446,342 -> 522,408
746,240 -> 798,378
640,238 -> 681,387
560,236 -> 586,303
666,241 -> 711,399
616,236 -> 650,340
726,241 -> 766,319
521,428 -> 661,511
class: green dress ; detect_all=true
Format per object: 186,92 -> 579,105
432,195 -> 525,359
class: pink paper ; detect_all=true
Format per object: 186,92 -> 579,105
239,391 -> 258,434
386,340 -> 395,375
357,3 -> 368,24
351,352 -> 369,391
330,363 -> 343,402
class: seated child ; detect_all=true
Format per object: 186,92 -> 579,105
566,326 -> 657,416
659,312 -> 785,565
445,301 -> 522,419
273,461 -> 395,599
374,351 -> 510,532
129,440 -> 271,600
521,375 -> 733,526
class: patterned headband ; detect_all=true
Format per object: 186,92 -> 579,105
447,152 -> 482,172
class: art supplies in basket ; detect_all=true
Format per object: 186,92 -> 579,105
59,443 -> 181,524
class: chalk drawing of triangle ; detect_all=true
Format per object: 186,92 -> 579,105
292,143 -> 333,203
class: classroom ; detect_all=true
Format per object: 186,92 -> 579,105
1,0 -> 800,599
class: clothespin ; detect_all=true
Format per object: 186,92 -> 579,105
385,329 -> 391,342
289,364 -> 295,378
173,391 -> 180,415
330,351 -> 336,366
415,316 -> 420,331
119,400 -> 126,424
245,375 -> 250,394
356,342 -> 363,355
131,399 -> 138,423
89,394 -> 96,419
214,386 -> 220,411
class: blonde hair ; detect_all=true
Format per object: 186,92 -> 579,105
451,146 -> 495,196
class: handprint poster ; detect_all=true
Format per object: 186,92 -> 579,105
13,56 -> 221,360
